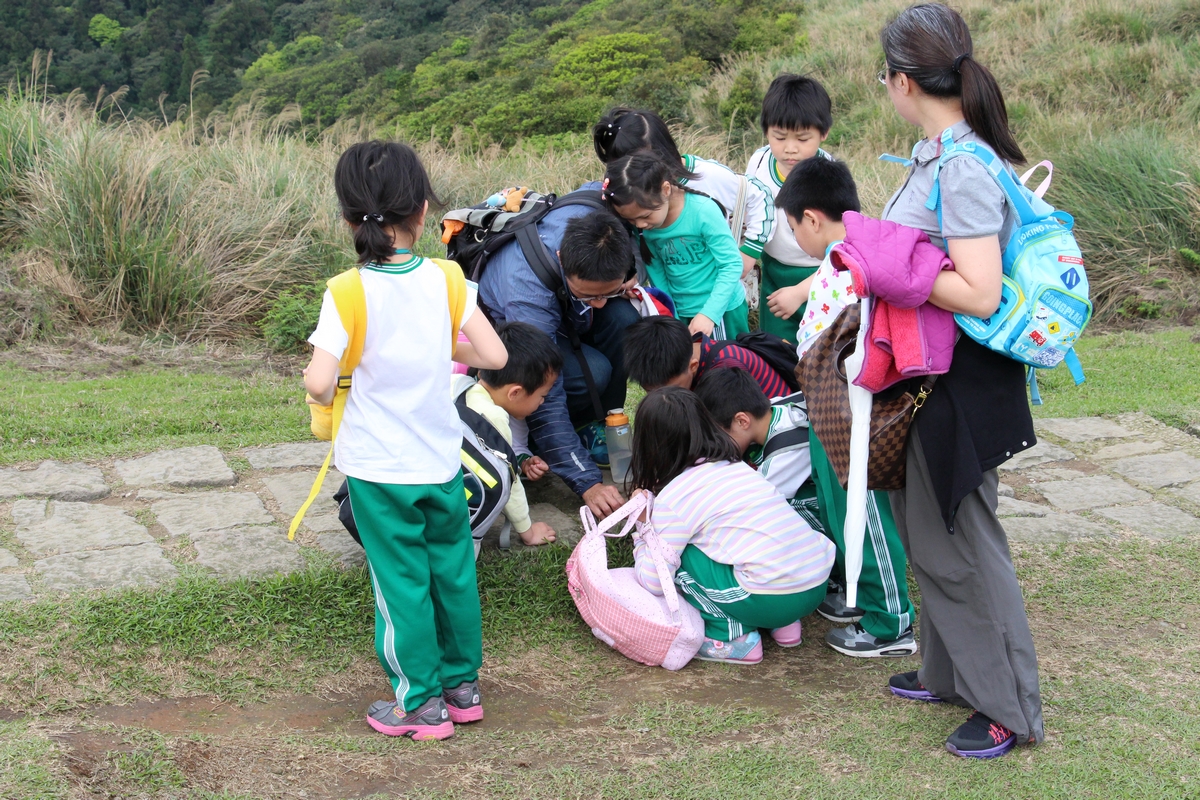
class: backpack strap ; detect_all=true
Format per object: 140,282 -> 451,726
760,425 -> 809,461
729,176 -> 748,245
925,128 -> 1047,229
431,257 -> 468,355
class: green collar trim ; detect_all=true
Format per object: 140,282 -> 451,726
363,254 -> 423,274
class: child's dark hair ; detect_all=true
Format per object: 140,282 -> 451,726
334,141 -> 438,265
592,107 -> 692,182
629,387 -> 741,494
478,322 -> 564,393
775,157 -> 860,222
601,151 -> 696,210
623,316 -> 693,389
760,74 -> 833,135
693,368 -> 770,429
560,211 -> 635,283
881,4 -> 1024,164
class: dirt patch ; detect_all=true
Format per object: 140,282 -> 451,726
0,335 -> 304,378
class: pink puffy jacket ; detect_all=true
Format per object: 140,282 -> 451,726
830,212 -> 957,392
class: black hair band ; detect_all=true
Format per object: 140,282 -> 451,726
953,52 -> 971,73
362,213 -> 384,223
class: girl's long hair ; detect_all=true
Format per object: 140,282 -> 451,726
592,107 -> 693,183
602,151 -> 697,211
629,387 -> 740,494
334,140 -> 440,264
880,3 -> 1024,164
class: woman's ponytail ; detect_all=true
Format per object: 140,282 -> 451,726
881,3 -> 1024,164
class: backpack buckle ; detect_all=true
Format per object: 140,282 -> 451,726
337,375 -> 352,390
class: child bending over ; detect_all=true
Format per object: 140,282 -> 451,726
304,141 -> 506,740
602,152 -> 748,339
628,387 -> 834,665
467,321 -> 563,547
777,155 -> 917,658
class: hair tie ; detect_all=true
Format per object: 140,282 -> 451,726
953,52 -> 971,73
362,213 -> 384,223
600,177 -> 611,200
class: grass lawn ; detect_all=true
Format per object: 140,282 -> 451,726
0,328 -> 1197,797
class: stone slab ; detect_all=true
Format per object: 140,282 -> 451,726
1034,476 -> 1150,512
0,461 -> 108,501
1091,441 -> 1166,461
1096,503 -> 1200,540
0,548 -> 19,569
1025,468 -> 1089,482
1111,451 -> 1200,489
243,442 -> 332,470
262,471 -> 346,533
1169,482 -> 1200,507
151,492 -> 273,537
1036,417 -> 1136,442
115,446 -> 235,488
35,543 -> 178,591
0,574 -> 33,601
137,489 -> 184,501
1002,512 -> 1114,543
12,500 -> 153,557
317,532 -> 365,568
997,497 -> 1048,518
998,441 -> 1076,471
191,527 -> 304,577
998,483 -> 1015,498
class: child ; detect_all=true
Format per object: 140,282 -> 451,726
304,141 -> 507,741
746,74 -> 834,343
602,152 -> 748,339
467,321 -> 563,547
777,155 -> 917,659
622,315 -> 791,398
592,107 -> 772,278
627,387 -> 834,664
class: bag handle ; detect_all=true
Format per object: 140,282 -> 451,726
1018,160 -> 1053,199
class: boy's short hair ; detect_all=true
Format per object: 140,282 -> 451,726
478,321 -> 564,393
760,74 -> 833,135
694,367 -> 771,428
775,156 -> 860,222
560,211 -> 635,283
623,317 -> 692,388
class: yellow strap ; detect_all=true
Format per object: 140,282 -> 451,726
460,449 -> 497,488
431,258 -> 467,355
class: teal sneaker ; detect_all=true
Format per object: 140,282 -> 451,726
696,631 -> 763,665
576,421 -> 609,469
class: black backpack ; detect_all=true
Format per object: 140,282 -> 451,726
700,331 -> 802,394
442,188 -> 618,420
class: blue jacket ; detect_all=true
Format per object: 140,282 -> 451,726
478,182 -> 603,496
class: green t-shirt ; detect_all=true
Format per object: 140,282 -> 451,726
641,192 -> 744,322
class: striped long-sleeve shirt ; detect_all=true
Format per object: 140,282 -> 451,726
634,460 -> 835,596
695,334 -> 791,399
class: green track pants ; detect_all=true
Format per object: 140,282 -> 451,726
347,474 -> 482,712
758,253 -> 817,342
809,429 -> 915,641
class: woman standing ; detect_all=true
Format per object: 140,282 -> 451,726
877,3 -> 1043,758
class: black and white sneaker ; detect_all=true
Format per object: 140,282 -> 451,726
816,589 -> 864,623
825,623 -> 918,658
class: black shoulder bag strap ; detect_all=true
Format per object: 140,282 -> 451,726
514,223 -> 608,422
760,425 -> 810,461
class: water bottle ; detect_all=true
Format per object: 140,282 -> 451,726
605,409 -> 633,485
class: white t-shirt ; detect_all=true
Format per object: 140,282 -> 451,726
681,154 -> 772,259
308,256 -> 478,484
745,145 -> 832,267
795,245 -> 858,360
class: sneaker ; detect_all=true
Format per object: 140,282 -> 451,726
888,670 -> 941,703
816,590 -> 863,623
443,680 -> 483,724
825,623 -> 918,658
365,696 -> 454,740
576,422 -> 609,468
945,711 -> 1017,759
696,631 -> 763,665
769,621 -> 802,648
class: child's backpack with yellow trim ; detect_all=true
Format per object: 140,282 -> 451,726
287,258 -> 470,539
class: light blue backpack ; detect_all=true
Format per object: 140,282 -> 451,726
883,128 -> 1092,404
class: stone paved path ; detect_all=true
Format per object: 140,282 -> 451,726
0,413 -> 1198,601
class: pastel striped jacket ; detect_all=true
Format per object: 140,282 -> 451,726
634,460 -> 835,596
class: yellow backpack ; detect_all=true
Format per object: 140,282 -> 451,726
288,258 -> 468,539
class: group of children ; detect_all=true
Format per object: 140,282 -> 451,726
304,1 -> 1042,762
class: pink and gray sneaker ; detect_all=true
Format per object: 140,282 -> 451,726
366,696 -> 454,740
696,631 -> 763,665
769,621 -> 803,648
945,711 -> 1017,759
443,679 -> 483,724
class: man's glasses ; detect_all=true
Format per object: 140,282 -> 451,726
571,289 -> 626,303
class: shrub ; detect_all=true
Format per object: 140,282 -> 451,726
260,282 -> 323,353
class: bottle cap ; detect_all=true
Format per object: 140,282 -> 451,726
605,412 -> 629,427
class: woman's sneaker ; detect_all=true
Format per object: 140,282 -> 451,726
696,631 -> 763,664
945,711 -> 1017,759
366,696 -> 454,740
887,671 -> 941,702
769,621 -> 802,648
825,623 -> 918,658
443,680 -> 483,724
